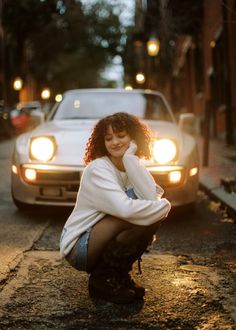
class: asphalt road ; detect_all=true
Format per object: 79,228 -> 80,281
0,138 -> 235,330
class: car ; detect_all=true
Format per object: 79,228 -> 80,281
10,101 -> 44,134
0,100 -> 14,139
11,88 -> 199,211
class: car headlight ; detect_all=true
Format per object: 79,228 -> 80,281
153,139 -> 177,164
30,136 -> 56,161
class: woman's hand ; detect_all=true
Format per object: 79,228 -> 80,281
123,140 -> 162,200
124,140 -> 138,156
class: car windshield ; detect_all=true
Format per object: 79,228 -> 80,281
51,91 -> 174,122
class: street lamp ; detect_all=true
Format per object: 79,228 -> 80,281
147,38 -> 160,56
136,72 -> 146,84
146,37 -> 160,89
55,94 -> 62,102
13,77 -> 23,91
41,88 -> 50,100
125,85 -> 133,90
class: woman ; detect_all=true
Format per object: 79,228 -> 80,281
60,112 -> 171,304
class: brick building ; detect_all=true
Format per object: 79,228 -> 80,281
132,0 -> 236,145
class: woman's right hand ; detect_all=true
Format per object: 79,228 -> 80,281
124,141 -> 138,156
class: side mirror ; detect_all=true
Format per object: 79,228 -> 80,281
179,113 -> 197,135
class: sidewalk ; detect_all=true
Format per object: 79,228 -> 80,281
198,136 -> 236,219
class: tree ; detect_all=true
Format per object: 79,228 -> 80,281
2,0 -> 58,104
2,0 -> 129,101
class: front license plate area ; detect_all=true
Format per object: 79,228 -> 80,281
40,187 -> 62,197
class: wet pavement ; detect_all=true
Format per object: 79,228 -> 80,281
0,249 -> 235,329
0,137 -> 235,329
0,193 -> 235,330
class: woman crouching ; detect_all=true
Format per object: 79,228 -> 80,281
60,112 -> 171,304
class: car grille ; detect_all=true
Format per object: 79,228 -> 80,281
21,165 -> 82,204
36,171 -> 80,181
20,164 -> 186,205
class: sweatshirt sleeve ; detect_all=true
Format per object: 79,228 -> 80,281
88,163 -> 171,226
122,153 -> 164,200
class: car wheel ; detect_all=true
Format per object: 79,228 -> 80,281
172,202 -> 196,217
11,192 -> 32,211
183,202 -> 196,214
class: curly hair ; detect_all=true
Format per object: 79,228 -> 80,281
84,112 -> 152,164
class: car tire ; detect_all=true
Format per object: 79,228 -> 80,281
181,202 -> 196,215
11,192 -> 32,211
183,202 -> 196,214
172,202 -> 196,217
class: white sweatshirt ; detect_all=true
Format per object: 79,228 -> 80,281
60,154 -> 171,257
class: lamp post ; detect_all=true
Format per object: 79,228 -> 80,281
146,37 -> 160,89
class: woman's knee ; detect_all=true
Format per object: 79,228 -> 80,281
87,216 -> 138,270
116,224 -> 146,245
92,215 -> 137,235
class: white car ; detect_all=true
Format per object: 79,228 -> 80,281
11,89 -> 199,210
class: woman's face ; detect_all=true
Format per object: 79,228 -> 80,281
104,125 -> 131,159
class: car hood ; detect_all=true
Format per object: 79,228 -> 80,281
28,119 -> 96,165
20,119 -> 192,166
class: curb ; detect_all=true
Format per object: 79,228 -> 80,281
199,175 -> 236,220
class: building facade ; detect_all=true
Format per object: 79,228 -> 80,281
132,0 -> 236,144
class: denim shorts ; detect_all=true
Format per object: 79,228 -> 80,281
65,227 -> 92,272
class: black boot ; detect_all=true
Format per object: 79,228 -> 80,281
88,240 -> 145,303
118,232 -> 158,299
89,269 -> 136,304
122,269 -> 145,299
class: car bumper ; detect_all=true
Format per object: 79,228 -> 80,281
148,166 -> 199,207
11,163 -> 199,207
12,164 -> 83,207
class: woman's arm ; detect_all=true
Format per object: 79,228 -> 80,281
86,161 -> 170,226
122,142 -> 164,200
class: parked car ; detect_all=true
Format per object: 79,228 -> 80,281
11,89 -> 199,210
0,100 -> 14,139
10,101 -> 44,134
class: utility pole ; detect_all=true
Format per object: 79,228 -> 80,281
203,99 -> 212,166
222,0 -> 234,145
